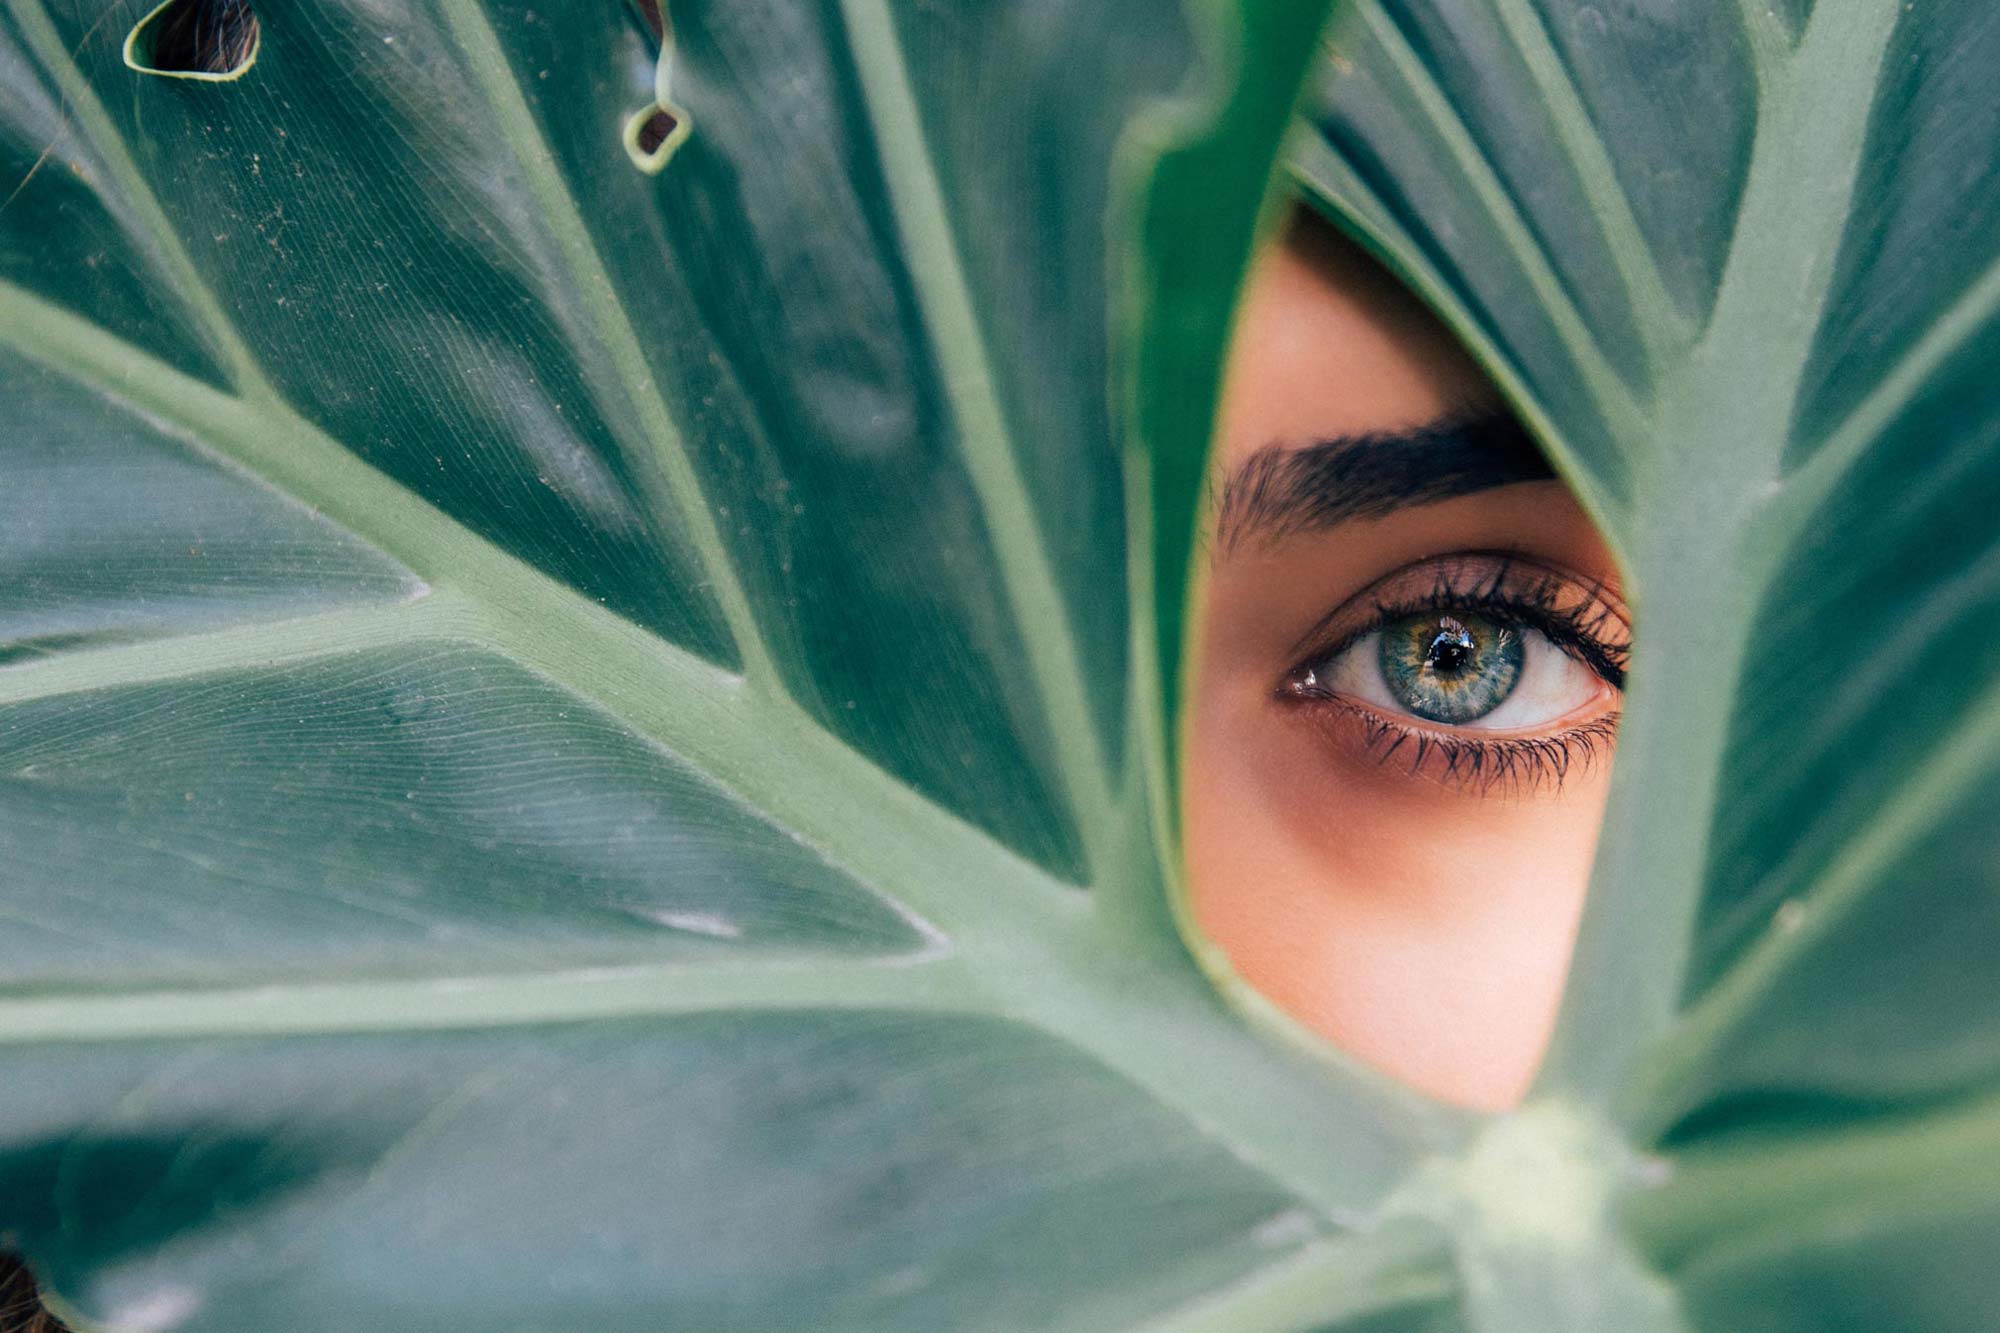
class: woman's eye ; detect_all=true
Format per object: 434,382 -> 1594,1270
1303,609 -> 1610,731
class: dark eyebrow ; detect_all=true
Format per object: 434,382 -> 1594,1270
1211,412 -> 1553,557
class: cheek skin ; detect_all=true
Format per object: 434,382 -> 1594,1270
1183,684 -> 1611,1111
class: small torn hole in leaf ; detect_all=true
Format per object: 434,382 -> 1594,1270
623,101 -> 690,174
125,0 -> 260,82
635,107 -> 676,154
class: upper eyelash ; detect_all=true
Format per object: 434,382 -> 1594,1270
1278,555 -> 1629,793
1291,555 -> 1630,690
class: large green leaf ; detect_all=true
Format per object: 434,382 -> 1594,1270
0,0 -> 1474,1328
1293,0 -> 2000,1326
7,0 -> 1997,1326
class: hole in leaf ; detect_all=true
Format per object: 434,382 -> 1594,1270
635,106 -> 677,155
623,101 -> 690,175
0,1250 -> 65,1332
1178,206 -> 1634,1112
124,0 -> 260,82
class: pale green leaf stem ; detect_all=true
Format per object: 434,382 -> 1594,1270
1543,0 -> 1902,1102
0,954 -> 980,1044
1628,1083 -> 2000,1270
0,599 -> 453,706
1139,1221 -> 1456,1333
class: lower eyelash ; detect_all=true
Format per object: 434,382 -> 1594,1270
1342,702 -> 1620,794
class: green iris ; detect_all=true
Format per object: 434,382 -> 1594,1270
1377,611 -> 1523,724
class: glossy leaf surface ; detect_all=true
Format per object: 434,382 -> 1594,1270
6,0 -> 1996,1326
0,0 -> 1450,1328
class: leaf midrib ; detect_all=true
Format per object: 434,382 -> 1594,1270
0,950 -> 981,1044
1546,0 -> 1908,1101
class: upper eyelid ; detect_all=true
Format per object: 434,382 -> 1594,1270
1333,597 -> 1629,690
1284,553 -> 1630,669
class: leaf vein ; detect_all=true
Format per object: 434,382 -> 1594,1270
1350,0 -> 1647,432
832,0 -> 1119,881
432,0 -> 779,688
1489,0 -> 1688,357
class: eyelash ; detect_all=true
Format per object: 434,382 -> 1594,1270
1343,711 -> 1620,792
1279,556 -> 1629,792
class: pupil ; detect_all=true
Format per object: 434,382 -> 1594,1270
1424,618 -> 1475,674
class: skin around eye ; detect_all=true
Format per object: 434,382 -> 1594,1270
1181,209 -> 1631,1110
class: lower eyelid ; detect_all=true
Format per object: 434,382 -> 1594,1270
1272,556 -> 1629,789
1279,690 -> 1621,793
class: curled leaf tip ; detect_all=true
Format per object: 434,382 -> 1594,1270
623,101 -> 690,175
